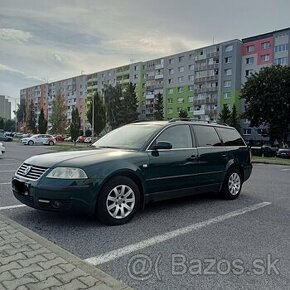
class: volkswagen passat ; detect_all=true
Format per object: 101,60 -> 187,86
12,120 -> 252,225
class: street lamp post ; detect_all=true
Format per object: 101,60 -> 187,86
91,95 -> 94,144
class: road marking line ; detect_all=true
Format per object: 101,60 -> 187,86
281,169 -> 290,171
0,182 -> 10,185
0,170 -> 15,173
0,164 -> 20,166
0,205 -> 26,210
2,159 -> 17,161
84,202 -> 271,266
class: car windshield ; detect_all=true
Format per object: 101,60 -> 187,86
92,124 -> 162,150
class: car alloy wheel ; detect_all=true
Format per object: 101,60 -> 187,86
221,168 -> 242,200
228,172 -> 241,196
97,176 -> 140,225
49,141 -> 54,146
28,140 -> 34,146
106,185 -> 135,219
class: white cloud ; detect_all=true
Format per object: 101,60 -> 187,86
0,28 -> 32,42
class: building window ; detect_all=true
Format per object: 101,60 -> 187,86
178,86 -> 184,93
274,43 -> 289,52
188,75 -> 194,81
225,56 -> 232,64
168,108 -> 173,114
261,54 -> 270,62
243,129 -> 252,135
189,53 -> 194,60
246,45 -> 255,53
188,64 -> 194,70
224,81 -> 231,88
188,96 -> 194,102
178,66 -> 185,72
169,58 -> 174,64
177,97 -> 184,103
134,65 -> 139,71
168,88 -> 173,94
274,57 -> 288,65
168,98 -> 173,103
169,68 -> 174,75
178,76 -> 184,83
189,85 -> 194,91
245,69 -> 254,76
179,56 -> 184,62
134,74 -> 138,79
246,57 -> 254,64
261,42 -> 270,50
224,68 -> 232,76
168,79 -> 172,84
223,92 -> 231,99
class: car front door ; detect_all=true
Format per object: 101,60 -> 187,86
145,124 -> 199,194
192,125 -> 228,187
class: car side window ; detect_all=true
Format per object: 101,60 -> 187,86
216,127 -> 245,146
154,125 -> 193,149
193,125 -> 221,147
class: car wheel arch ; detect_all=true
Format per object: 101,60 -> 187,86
225,163 -> 244,183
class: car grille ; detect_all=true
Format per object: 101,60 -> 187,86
17,163 -> 48,180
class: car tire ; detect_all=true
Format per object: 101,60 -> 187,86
49,140 -> 54,146
28,140 -> 34,146
96,176 -> 140,225
220,168 -> 242,200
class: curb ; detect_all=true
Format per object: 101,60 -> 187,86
252,161 -> 290,166
0,213 -> 133,290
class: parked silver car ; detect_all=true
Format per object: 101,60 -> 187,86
21,134 -> 55,146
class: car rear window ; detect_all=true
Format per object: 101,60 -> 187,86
215,127 -> 246,146
193,125 -> 222,147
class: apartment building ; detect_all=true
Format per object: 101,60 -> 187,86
241,28 -> 290,142
19,27 -> 290,138
0,95 -> 12,120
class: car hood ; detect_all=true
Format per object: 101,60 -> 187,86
24,148 -> 139,168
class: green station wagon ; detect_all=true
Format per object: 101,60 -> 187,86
12,120 -> 252,225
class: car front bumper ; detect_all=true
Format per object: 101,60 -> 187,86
12,175 -> 101,216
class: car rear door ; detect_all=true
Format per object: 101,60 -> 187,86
146,124 -> 199,194
192,125 -> 228,187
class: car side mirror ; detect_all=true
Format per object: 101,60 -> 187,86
153,141 -> 173,150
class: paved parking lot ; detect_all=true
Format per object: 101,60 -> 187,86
1,142 -> 290,289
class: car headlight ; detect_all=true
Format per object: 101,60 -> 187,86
46,167 -> 88,179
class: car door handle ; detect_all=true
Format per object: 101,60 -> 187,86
187,155 -> 198,161
221,154 -> 228,158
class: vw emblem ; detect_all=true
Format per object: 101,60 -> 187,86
24,166 -> 32,176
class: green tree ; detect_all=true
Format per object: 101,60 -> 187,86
240,65 -> 290,142
70,107 -> 81,143
179,109 -> 188,118
16,99 -> 26,125
123,82 -> 138,124
38,108 -> 47,133
0,117 -> 5,129
154,93 -> 164,120
87,92 -> 106,136
27,99 -> 37,133
4,119 -> 16,132
50,94 -> 67,134
103,84 -> 124,129
229,104 -> 240,130
219,104 -> 231,124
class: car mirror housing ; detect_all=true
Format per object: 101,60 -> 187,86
153,141 -> 173,150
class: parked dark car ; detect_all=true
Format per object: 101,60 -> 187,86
0,132 -> 13,142
12,120 -> 252,225
276,148 -> 290,158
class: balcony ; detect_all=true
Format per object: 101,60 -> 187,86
154,74 -> 164,80
193,99 -> 206,105
193,109 -> 205,115
155,64 -> 164,70
145,94 -> 155,100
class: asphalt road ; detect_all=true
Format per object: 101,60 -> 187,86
1,142 -> 290,289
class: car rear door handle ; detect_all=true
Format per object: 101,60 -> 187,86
187,155 -> 198,161
222,153 -> 228,158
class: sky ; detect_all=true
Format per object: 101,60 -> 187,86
1,0 -> 290,111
